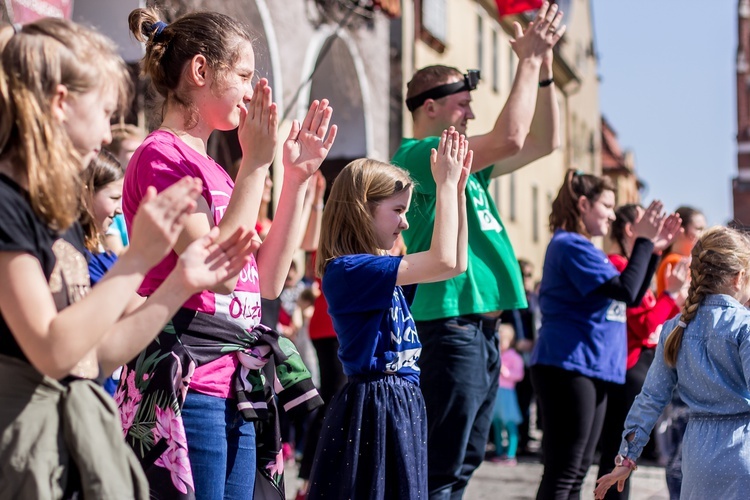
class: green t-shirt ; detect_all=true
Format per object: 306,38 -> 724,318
391,137 -> 527,321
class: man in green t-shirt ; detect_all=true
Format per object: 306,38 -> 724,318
391,3 -> 565,498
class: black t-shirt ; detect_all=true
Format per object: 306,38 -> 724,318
0,174 -> 90,362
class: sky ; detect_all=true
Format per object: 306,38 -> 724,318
592,1 -> 736,226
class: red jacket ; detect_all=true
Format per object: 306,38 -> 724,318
608,254 -> 680,369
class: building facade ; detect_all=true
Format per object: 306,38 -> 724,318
735,0 -> 750,227
59,0 -> 397,205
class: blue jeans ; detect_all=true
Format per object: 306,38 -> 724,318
417,315 -> 500,500
181,391 -> 256,500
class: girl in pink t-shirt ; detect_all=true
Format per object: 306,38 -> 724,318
118,8 -> 336,499
491,324 -> 525,466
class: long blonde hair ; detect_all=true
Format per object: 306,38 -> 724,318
0,19 -> 131,231
317,159 -> 412,277
663,226 -> 750,366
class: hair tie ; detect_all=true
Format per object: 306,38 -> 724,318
678,320 -> 687,329
574,169 -> 584,176
151,21 -> 168,40
12,23 -> 22,35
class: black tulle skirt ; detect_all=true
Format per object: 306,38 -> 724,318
308,373 -> 428,500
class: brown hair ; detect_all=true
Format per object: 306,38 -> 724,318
663,226 -> 750,366
79,150 -> 124,252
317,159 -> 412,277
128,8 -> 254,128
105,123 -> 145,158
662,205 -> 705,257
406,65 -> 463,108
549,169 -> 614,235
610,204 -> 640,257
0,19 -> 131,232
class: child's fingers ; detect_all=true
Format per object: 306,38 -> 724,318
458,135 -> 468,162
464,149 -> 474,170
450,130 -> 460,159
430,148 -> 437,165
286,119 -> 301,143
438,129 -> 448,155
310,99 -> 329,133
316,105 -> 333,138
323,124 -> 338,151
301,100 -> 319,132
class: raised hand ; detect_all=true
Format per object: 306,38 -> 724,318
238,78 -> 279,170
128,177 -> 202,268
652,212 -> 682,253
283,99 -> 338,183
632,200 -> 666,242
430,127 -> 469,187
174,226 -> 259,294
594,466 -> 632,499
510,1 -> 566,62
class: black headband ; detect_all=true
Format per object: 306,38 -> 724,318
406,70 -> 481,112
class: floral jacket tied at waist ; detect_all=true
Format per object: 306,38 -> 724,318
0,354 -> 149,499
116,307 -> 323,499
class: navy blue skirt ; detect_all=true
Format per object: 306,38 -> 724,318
308,374 -> 428,500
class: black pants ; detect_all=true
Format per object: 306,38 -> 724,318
517,364 -> 535,451
531,364 -> 609,500
418,315 -> 500,500
298,337 -> 347,480
596,348 -> 655,500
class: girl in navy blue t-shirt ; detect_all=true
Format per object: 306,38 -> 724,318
530,169 -> 681,500
308,129 -> 470,499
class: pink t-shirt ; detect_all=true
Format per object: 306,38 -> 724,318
123,130 -> 261,398
499,348 -> 525,389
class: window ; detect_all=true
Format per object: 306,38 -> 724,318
421,0 -> 447,50
491,29 -> 499,93
476,14 -> 484,74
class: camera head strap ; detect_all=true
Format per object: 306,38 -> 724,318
406,69 -> 481,112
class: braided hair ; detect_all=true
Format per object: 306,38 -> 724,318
663,226 -> 750,366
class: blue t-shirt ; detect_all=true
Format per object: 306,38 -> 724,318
531,230 -> 627,383
322,254 -> 421,384
87,250 -> 118,285
105,214 -> 129,247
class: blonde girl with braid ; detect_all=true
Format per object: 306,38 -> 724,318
596,226 -> 750,500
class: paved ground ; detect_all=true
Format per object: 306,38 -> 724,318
283,456 -> 670,499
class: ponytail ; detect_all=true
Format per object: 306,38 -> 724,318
549,169 -> 614,235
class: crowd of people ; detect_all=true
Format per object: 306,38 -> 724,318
2,2 -> 750,500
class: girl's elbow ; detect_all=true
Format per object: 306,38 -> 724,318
33,354 -> 73,380
260,281 -> 283,300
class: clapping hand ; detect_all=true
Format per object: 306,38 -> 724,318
175,226 -> 259,294
283,99 -> 338,183
652,212 -> 682,253
238,78 -> 279,170
510,1 -> 566,62
632,200 -> 666,242
128,177 -> 202,268
430,127 -> 470,187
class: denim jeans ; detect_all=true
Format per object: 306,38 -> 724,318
181,391 -> 256,500
417,315 -> 500,500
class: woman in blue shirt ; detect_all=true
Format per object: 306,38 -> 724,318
531,170 -> 680,499
308,129 -> 470,499
596,226 -> 750,500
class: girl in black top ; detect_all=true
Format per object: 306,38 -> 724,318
0,19 -> 255,498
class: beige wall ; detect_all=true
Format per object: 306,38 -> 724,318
401,0 -> 601,278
